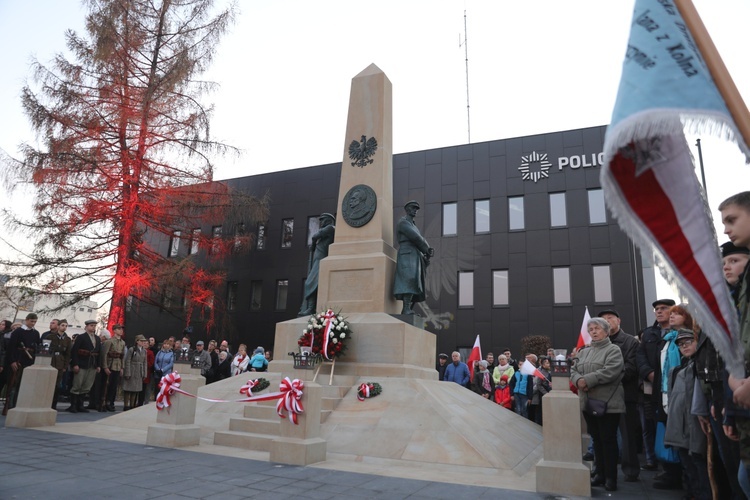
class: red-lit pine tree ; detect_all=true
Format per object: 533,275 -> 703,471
0,0 -> 268,331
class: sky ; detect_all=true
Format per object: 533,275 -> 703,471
1,0 -> 749,304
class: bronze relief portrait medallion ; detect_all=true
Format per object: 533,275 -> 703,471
342,184 -> 377,228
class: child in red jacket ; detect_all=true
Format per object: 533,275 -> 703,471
494,374 -> 512,409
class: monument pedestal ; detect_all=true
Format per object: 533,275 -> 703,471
535,391 -> 591,497
146,374 -> 204,447
273,312 -> 436,380
5,364 -> 57,428
270,382 -> 326,465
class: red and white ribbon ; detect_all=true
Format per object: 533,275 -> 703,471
357,383 -> 371,401
156,372 -> 182,410
276,377 -> 305,424
321,309 -> 335,361
155,373 -> 305,425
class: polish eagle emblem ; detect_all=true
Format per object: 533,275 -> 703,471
348,135 -> 378,168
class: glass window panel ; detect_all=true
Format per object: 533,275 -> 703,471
307,216 -> 320,247
227,281 -> 238,311
549,193 -> 567,227
211,225 -> 222,255
509,197 -> 525,230
190,228 -> 200,255
234,223 -> 245,252
256,223 -> 266,250
588,189 -> 607,224
475,199 -> 490,233
275,279 -> 288,310
250,281 -> 262,311
443,202 -> 457,236
458,271 -> 474,307
553,267 -> 571,304
593,265 -> 613,303
492,270 -> 509,306
169,230 -> 181,257
281,219 -> 294,248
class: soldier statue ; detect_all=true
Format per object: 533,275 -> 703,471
298,213 -> 336,316
393,201 -> 434,315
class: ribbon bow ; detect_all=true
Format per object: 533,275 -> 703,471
276,377 -> 305,424
239,379 -> 258,397
156,372 -> 181,410
321,309 -> 335,360
357,383 -> 371,401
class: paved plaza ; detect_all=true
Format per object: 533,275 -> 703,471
0,403 -> 685,500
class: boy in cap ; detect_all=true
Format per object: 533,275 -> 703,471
436,353 -> 448,381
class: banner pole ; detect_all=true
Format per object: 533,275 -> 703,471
674,0 -> 750,151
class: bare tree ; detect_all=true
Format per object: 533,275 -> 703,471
1,0 -> 268,330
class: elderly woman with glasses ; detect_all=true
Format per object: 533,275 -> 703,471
570,317 -> 625,492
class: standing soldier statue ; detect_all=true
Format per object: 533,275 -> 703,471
393,201 -> 434,315
298,213 -> 336,316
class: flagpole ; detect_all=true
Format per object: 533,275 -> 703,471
674,0 -> 750,150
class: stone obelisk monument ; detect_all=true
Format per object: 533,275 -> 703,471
316,63 -> 398,314
272,63 -> 435,379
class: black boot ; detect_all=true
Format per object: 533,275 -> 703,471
52,388 -> 59,410
77,394 -> 89,413
67,394 -> 79,413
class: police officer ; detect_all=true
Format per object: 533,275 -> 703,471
67,319 -> 101,413
49,319 -> 72,410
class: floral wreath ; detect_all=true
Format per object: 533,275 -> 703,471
357,382 -> 382,401
298,309 -> 351,360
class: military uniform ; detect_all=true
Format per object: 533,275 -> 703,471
48,332 -> 72,410
100,335 -> 126,411
2,325 -> 40,414
68,330 -> 101,413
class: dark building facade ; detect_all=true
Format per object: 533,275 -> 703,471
126,125 -> 653,357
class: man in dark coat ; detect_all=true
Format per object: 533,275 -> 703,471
67,319 -> 101,413
599,308 -> 641,482
393,200 -> 434,315
2,313 -> 40,415
636,298 -> 682,489
49,319 -> 72,410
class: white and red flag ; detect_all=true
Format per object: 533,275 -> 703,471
466,335 -> 481,374
576,307 -> 592,350
521,358 -> 547,381
601,0 -> 750,376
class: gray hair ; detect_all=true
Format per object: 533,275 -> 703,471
479,360 -> 489,368
587,317 -> 611,334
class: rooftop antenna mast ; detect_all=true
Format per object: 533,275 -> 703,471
459,10 -> 471,143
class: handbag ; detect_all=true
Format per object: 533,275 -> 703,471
583,374 -> 622,417
654,421 -> 680,463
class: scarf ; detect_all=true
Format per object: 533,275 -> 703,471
661,329 -> 682,394
482,371 -> 492,392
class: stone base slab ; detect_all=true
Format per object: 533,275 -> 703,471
270,436 -> 327,466
535,460 -> 591,498
146,423 -> 201,448
5,408 -> 57,428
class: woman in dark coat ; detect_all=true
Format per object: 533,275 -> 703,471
571,317 -> 625,492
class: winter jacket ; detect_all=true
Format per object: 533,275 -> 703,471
570,336 -> 625,414
664,358 -> 707,455
444,361 -> 470,386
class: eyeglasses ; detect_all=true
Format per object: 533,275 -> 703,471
677,339 -> 695,348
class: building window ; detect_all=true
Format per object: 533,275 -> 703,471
549,193 -> 567,227
458,271 -> 474,307
508,196 -> 525,230
250,281 -> 262,311
210,225 -> 222,255
256,223 -> 266,250
443,202 -> 457,236
281,219 -> 294,248
475,199 -> 490,233
275,279 -> 289,310
163,288 -> 173,308
593,265 -> 613,303
126,295 -> 133,312
588,189 -> 607,224
492,270 -> 509,306
169,230 -> 181,257
181,290 -> 188,309
553,267 -> 571,304
227,281 -> 238,311
307,216 -> 320,247
189,228 -> 200,255
234,223 -> 246,252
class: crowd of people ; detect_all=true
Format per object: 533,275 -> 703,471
0,322 -> 273,415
